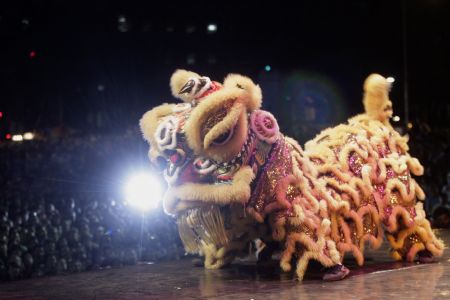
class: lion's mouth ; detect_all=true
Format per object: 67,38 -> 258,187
164,156 -> 193,183
164,162 -> 181,184
163,129 -> 256,187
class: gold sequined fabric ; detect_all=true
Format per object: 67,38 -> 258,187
247,138 -> 293,215
200,100 -> 234,139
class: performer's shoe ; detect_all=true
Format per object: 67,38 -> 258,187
322,264 -> 350,281
418,250 -> 435,264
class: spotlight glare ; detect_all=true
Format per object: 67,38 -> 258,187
265,65 -> 272,72
23,132 -> 34,140
386,76 -> 395,83
392,115 -> 400,122
207,23 -> 217,33
124,172 -> 164,212
12,134 -> 24,142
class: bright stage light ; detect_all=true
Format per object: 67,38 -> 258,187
392,115 -> 400,122
207,23 -> 217,33
386,76 -> 395,83
12,134 -> 23,142
124,172 -> 164,212
23,132 -> 34,140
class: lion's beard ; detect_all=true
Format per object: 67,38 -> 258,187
176,205 -> 231,253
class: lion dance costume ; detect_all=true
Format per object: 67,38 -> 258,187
140,70 -> 444,281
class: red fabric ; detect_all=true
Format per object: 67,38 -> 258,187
195,81 -> 222,100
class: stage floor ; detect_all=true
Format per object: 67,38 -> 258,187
1,229 -> 449,300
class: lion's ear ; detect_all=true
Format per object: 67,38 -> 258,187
223,74 -> 262,111
170,69 -> 201,102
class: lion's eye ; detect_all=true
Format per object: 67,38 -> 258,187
212,128 -> 234,145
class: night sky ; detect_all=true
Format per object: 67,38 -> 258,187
0,0 -> 449,139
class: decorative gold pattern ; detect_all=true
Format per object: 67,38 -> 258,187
389,193 -> 399,205
201,100 -> 234,139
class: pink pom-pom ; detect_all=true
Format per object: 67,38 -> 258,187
250,110 -> 280,144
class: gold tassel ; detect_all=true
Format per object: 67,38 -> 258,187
177,205 -> 230,253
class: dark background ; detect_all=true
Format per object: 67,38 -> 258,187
1,0 -> 449,141
0,0 -> 449,282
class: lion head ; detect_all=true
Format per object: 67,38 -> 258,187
140,70 -> 280,256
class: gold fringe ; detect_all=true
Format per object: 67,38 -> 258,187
177,205 -> 229,253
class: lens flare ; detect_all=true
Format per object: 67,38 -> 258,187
124,172 -> 164,212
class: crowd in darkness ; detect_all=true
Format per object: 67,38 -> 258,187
0,129 -> 184,281
407,123 -> 450,228
0,121 -> 449,281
